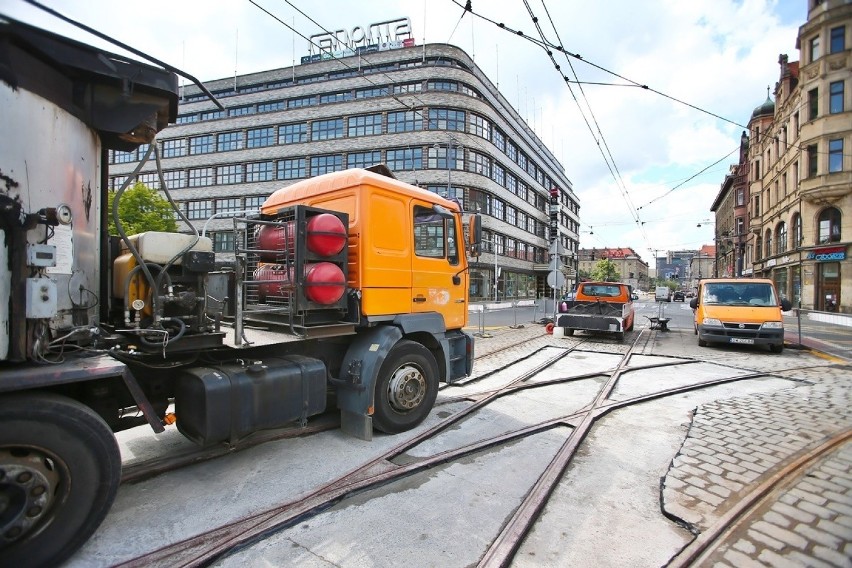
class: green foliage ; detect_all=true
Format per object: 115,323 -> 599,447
589,258 -> 621,282
107,182 -> 177,236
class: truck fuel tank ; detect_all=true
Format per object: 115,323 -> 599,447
175,355 -> 327,446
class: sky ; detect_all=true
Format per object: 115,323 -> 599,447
0,0 -> 806,263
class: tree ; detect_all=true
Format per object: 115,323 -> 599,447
589,258 -> 621,282
107,182 -> 178,236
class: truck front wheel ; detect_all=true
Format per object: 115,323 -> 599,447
0,393 -> 121,566
373,340 -> 439,434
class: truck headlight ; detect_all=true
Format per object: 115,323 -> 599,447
701,318 -> 722,326
761,321 -> 783,329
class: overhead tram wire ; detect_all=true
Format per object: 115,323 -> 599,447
449,0 -> 852,160
517,0 -> 652,252
637,145 -> 741,210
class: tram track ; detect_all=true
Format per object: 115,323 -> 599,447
108,327 -> 827,567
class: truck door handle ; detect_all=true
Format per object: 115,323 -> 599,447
413,296 -> 426,303
454,299 -> 465,303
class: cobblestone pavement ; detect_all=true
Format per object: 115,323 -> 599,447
471,322 -> 852,566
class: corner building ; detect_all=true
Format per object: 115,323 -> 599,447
110,42 -> 580,303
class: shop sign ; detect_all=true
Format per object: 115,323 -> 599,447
806,245 -> 846,262
766,258 -> 777,267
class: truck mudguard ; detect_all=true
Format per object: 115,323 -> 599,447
336,325 -> 403,440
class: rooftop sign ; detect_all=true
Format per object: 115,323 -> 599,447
302,17 -> 414,64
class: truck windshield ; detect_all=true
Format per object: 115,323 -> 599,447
702,283 -> 778,306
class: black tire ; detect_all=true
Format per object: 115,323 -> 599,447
0,393 -> 121,567
616,331 -> 625,341
564,328 -> 574,336
698,338 -> 708,347
373,340 -> 439,434
769,343 -> 784,353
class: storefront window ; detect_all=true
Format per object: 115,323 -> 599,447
773,267 -> 788,301
817,262 -> 840,312
791,266 -> 801,308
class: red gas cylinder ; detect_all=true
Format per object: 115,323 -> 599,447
254,262 -> 345,305
256,214 -> 346,261
305,213 -> 347,256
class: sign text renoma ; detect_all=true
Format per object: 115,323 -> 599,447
303,17 -> 414,63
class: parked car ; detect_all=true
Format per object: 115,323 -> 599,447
690,278 -> 792,353
655,286 -> 672,302
673,290 -> 685,302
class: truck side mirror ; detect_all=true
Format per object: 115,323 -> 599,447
689,298 -> 698,309
467,214 -> 482,256
780,299 -> 792,311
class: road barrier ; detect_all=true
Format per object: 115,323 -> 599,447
788,308 -> 851,360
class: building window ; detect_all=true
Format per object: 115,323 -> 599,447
229,105 -> 255,117
279,123 -> 307,144
247,127 -> 276,148
736,187 -> 745,206
355,86 -> 389,98
246,162 -> 274,182
764,229 -> 772,257
113,150 -> 136,164
136,172 -> 159,189
187,200 -> 213,220
468,150 -> 491,176
492,163 -> 505,186
393,82 -> 422,94
161,139 -> 186,158
245,196 -> 265,210
386,148 -> 422,172
493,128 -> 506,152
807,144 -> 818,177
809,35 -> 821,62
217,164 -> 242,185
257,100 -> 286,112
828,139 -> 844,173
215,198 -> 241,217
755,236 -> 763,260
277,158 -> 305,180
817,207 -> 841,244
176,114 -> 198,124
830,26 -> 845,53
428,108 -> 465,131
162,170 -> 185,189
348,114 -> 383,137
792,213 -> 802,248
310,154 -> 343,176
213,232 -> 235,252
189,135 -> 214,155
217,131 -> 243,152
320,91 -> 353,104
830,81 -> 844,114
387,110 -> 422,133
736,217 -> 744,238
776,222 -> 787,253
347,151 -> 382,169
288,96 -> 316,108
188,167 -> 213,187
311,118 -> 344,141
469,114 -> 491,139
200,109 -> 225,121
427,80 -> 458,92
808,88 -> 818,120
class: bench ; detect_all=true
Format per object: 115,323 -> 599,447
646,316 -> 670,331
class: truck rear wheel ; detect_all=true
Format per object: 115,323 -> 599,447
373,340 -> 439,434
0,393 -> 121,566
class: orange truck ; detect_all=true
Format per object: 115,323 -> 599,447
0,20 -> 479,565
555,281 -> 635,340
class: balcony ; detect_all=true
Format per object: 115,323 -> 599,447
801,171 -> 852,203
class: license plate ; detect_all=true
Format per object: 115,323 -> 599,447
730,337 -> 755,345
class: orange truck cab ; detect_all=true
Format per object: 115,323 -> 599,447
556,281 -> 635,340
689,278 -> 792,353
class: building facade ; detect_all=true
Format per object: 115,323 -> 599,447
578,247 -> 649,291
110,40 -> 580,302
714,0 -> 850,312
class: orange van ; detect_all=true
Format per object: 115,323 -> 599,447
689,278 -> 792,353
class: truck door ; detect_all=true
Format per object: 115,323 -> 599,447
411,203 -> 467,329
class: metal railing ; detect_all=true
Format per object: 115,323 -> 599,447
786,308 -> 851,360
